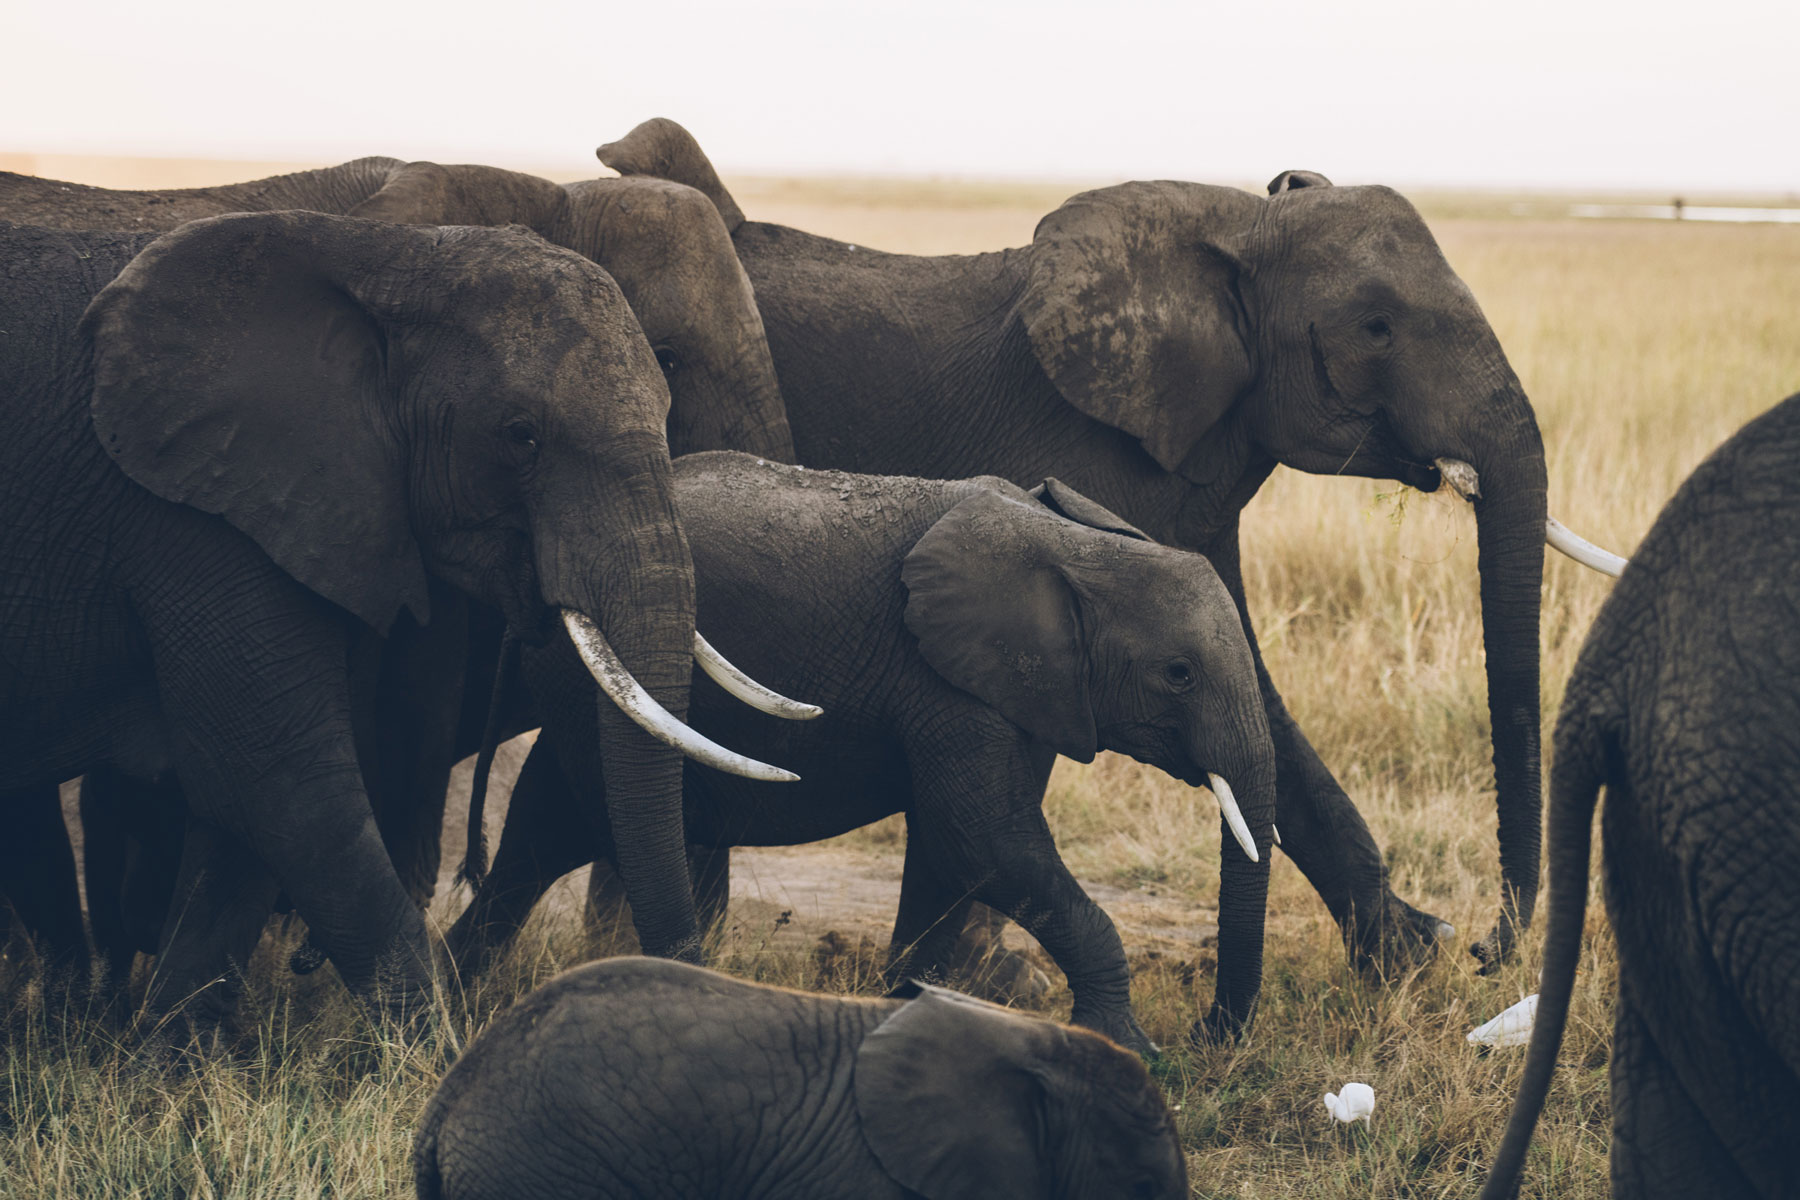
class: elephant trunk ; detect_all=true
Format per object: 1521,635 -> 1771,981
546,441 -> 707,962
1465,397 -> 1550,968
1195,722 -> 1278,1040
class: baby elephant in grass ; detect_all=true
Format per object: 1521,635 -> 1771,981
413,957 -> 1187,1200
451,452 -> 1279,1054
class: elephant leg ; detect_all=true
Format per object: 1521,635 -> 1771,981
446,738 -> 600,979
1207,525 -> 1446,972
1611,995 -> 1759,1199
586,845 -> 730,943
143,590 -> 432,1026
144,820 -> 281,1039
921,806 -> 1147,1056
886,839 -> 977,987
0,782 -> 88,979
360,584 -> 468,908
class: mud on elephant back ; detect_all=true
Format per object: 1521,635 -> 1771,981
598,116 -> 1627,974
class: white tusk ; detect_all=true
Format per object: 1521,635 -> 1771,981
1433,457 -> 1482,501
1208,773 -> 1259,863
1546,516 -> 1627,577
693,632 -> 823,720
562,611 -> 800,782
1272,824 -> 1282,846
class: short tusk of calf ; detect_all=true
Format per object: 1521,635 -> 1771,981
1272,824 -> 1282,846
1209,773 -> 1259,863
1546,517 -> 1627,577
562,610 -> 801,783
1434,457 -> 1482,501
693,632 -> 823,720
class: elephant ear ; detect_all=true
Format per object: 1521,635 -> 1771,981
1019,180 -> 1258,473
346,162 -> 569,232
1027,477 -> 1150,541
902,490 -> 1096,761
85,211 -> 430,633
854,985 -> 1064,1200
597,117 -> 747,234
1267,169 -> 1333,195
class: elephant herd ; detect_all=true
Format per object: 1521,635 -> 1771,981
0,119 -> 1789,1197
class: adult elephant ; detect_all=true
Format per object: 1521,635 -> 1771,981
1482,394 -> 1800,1200
2,157 -> 800,970
596,118 -> 1625,970
0,213 -> 787,1023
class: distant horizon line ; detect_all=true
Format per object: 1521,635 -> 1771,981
4,147 -> 1796,201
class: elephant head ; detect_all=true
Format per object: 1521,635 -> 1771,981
82,211 -> 793,958
855,984 -> 1187,1200
902,480 -> 1277,1035
348,164 -> 796,464
1017,175 -> 1626,963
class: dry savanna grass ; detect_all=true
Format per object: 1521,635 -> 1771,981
3,160 -> 1799,1198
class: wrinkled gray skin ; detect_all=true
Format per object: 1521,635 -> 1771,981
602,118 -> 1555,974
1,158 -> 797,979
446,453 -> 1277,1053
413,957 -> 1187,1200
0,213 -> 697,1024
1483,394 -> 1800,1200
0,157 -> 793,462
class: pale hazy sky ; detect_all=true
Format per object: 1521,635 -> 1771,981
4,0 -> 1795,190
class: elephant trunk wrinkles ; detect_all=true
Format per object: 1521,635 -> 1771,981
550,444 -> 704,962
1468,398 -> 1549,964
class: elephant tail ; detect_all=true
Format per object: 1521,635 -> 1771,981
1478,701 -> 1610,1199
458,628 -> 520,890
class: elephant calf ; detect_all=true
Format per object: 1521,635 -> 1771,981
452,452 -> 1279,1053
413,957 -> 1187,1200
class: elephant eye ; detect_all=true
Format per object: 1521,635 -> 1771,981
502,418 -> 540,454
654,346 -> 681,375
1163,661 -> 1195,690
1362,316 -> 1393,347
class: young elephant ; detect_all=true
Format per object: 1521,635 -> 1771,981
413,957 -> 1187,1200
1482,394 -> 1800,1199
451,452 -> 1279,1052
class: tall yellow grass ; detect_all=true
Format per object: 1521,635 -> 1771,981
3,168 -> 1798,1198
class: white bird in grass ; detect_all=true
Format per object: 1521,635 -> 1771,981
1323,1082 -> 1375,1126
1467,994 -> 1538,1048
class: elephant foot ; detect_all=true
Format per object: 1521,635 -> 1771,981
1470,913 -> 1519,975
1188,1004 -> 1247,1048
1077,1007 -> 1158,1059
1350,891 -> 1454,979
944,910 -> 1051,1005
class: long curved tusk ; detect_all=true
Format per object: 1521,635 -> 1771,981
563,611 -> 800,783
1434,457 -> 1482,501
1208,773 -> 1259,863
1546,517 -> 1627,577
693,632 -> 823,720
